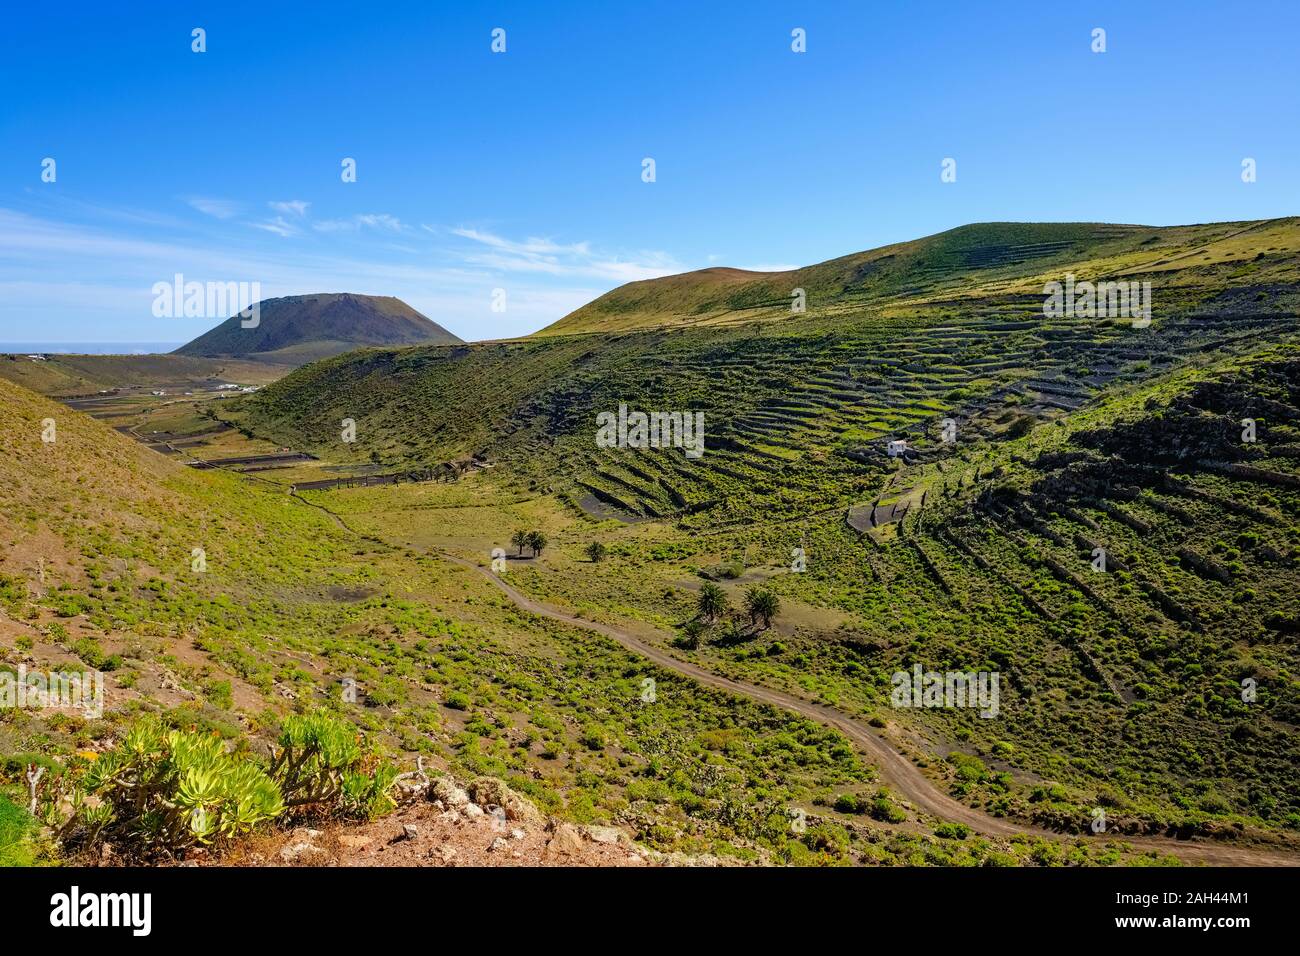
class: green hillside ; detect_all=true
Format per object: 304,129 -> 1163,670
0,377 -> 906,864
175,292 -> 461,363
231,218 -> 1300,530
538,218 -> 1300,335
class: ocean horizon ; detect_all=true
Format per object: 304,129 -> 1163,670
0,343 -> 182,355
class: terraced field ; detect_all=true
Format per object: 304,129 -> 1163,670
231,226 -> 1300,532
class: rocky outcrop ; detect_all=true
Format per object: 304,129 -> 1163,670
220,770 -> 721,869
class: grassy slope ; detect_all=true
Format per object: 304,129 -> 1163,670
230,217 -> 1300,530
320,345 -> 1300,842
538,218 -> 1300,335
9,375 -> 1101,865
747,347 -> 1300,834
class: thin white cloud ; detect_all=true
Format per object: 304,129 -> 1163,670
0,280 -> 151,313
186,197 -> 244,219
449,226 -> 681,282
268,200 -> 311,217
250,216 -> 299,238
314,213 -> 404,233
450,228 -> 591,258
357,213 -> 402,231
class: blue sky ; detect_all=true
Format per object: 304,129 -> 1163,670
1,0 -> 1296,344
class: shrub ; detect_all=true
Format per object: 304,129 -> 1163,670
1265,611 -> 1300,633
0,575 -> 26,613
833,792 -> 864,814
803,822 -> 851,854
70,637 -> 119,671
53,720 -> 283,857
716,561 -> 744,580
948,752 -> 990,783
934,822 -> 970,840
1198,793 -> 1231,815
204,679 -> 233,710
676,619 -> 706,650
869,789 -> 907,824
1005,415 -> 1034,438
48,594 -> 91,618
269,711 -> 397,820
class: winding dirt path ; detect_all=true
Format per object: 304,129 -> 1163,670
294,492 -> 1300,867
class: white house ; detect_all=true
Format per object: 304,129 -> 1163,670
887,439 -> 908,458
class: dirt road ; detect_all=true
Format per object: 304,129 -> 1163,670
294,492 -> 1300,867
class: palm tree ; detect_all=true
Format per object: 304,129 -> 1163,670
743,587 -> 780,630
510,530 -> 528,556
527,530 -> 548,557
677,619 -> 705,650
696,582 -> 729,623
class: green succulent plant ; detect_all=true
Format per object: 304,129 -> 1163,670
271,711 -> 397,819
69,720 -> 283,856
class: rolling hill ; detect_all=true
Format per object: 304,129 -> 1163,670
537,218 -> 1300,336
175,293 -> 461,364
232,218 -> 1300,518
